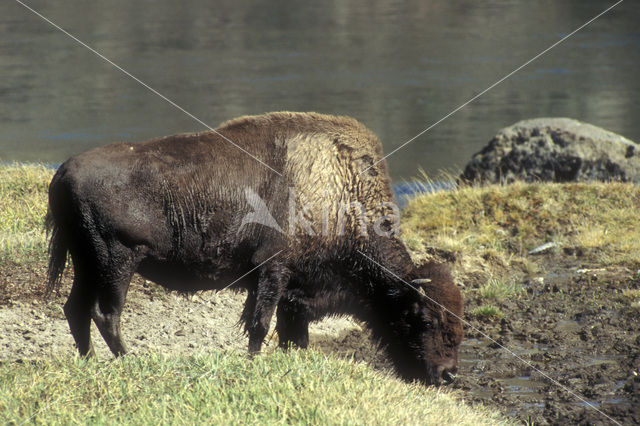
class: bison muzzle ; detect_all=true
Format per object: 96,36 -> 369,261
46,112 -> 463,385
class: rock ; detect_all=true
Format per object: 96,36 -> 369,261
460,118 -> 640,184
528,242 -> 560,255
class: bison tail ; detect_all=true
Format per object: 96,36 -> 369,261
45,210 -> 68,295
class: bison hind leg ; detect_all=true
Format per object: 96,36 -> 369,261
91,301 -> 127,356
90,274 -> 133,357
80,245 -> 137,357
64,276 -> 97,357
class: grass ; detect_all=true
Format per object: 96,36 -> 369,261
402,179 -> 640,286
620,288 -> 640,310
0,164 -> 54,264
470,305 -> 504,319
471,278 -> 523,322
478,278 -> 524,301
0,350 -> 510,425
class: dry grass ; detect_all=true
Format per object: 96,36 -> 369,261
402,180 -> 640,287
620,288 -> 640,310
0,164 -> 54,263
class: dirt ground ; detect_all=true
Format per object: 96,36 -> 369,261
1,259 -> 638,425
456,256 -> 640,425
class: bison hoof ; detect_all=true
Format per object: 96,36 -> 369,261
248,337 -> 263,354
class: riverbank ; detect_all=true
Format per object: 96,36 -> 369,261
401,179 -> 640,423
0,164 -> 506,424
1,163 -> 639,424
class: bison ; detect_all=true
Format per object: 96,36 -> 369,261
46,112 -> 463,385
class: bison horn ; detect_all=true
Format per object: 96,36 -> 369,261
411,278 -> 432,285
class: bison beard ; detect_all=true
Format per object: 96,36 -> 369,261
46,112 -> 463,386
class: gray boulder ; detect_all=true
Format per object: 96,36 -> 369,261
460,118 -> 640,184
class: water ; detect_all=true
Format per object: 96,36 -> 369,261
1,0 -> 639,181
460,338 -> 630,414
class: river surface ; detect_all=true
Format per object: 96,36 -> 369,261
1,0 -> 639,181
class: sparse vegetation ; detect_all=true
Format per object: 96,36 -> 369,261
402,178 -> 640,286
478,278 -> 524,301
0,350 -> 509,425
471,305 -> 504,319
620,288 -> 640,309
0,164 -> 53,263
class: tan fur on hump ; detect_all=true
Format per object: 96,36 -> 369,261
217,112 -> 397,239
218,111 -> 367,135
223,112 -> 394,238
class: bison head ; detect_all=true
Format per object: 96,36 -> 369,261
375,262 -> 464,386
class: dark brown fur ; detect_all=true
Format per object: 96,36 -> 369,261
46,112 -> 463,385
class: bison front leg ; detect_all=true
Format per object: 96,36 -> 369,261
247,261 -> 290,353
276,290 -> 310,349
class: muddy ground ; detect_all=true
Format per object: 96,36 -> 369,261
1,257 -> 638,425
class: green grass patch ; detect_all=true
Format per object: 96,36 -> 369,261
0,350 -> 510,425
471,305 -> 504,319
478,278 -> 524,301
0,164 -> 54,264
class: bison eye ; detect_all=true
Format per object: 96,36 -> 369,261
421,317 -> 435,328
